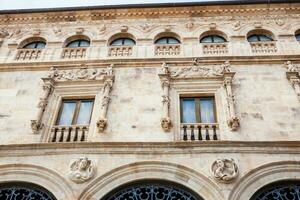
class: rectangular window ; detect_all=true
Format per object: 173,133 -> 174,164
180,97 -> 216,123
56,99 -> 94,126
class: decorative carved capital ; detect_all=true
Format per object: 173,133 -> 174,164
285,61 -> 299,73
97,118 -> 107,133
37,99 -> 48,109
211,158 -> 239,183
161,117 -> 172,132
227,116 -> 240,131
31,120 -> 42,134
68,157 -> 95,183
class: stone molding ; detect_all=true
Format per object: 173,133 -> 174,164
78,161 -> 224,200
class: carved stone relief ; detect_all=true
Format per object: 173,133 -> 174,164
285,61 -> 300,102
68,157 -> 95,183
211,158 -> 239,183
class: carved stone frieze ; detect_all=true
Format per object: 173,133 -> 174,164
285,61 -> 300,102
48,65 -> 111,81
211,158 -> 239,183
68,157 -> 95,183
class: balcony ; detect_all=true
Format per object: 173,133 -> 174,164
180,123 -> 219,141
61,47 -> 87,59
15,49 -> 42,60
108,46 -> 133,57
202,43 -> 228,55
49,125 -> 89,142
155,44 -> 180,56
250,41 -> 277,54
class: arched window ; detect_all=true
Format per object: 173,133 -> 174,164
110,38 -> 135,46
0,182 -> 57,200
23,41 -> 46,49
250,181 -> 300,200
200,35 -> 226,43
66,39 -> 90,48
155,37 -> 180,44
296,33 -> 300,41
247,34 -> 273,42
102,181 -> 203,200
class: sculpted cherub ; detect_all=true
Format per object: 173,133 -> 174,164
68,157 -> 95,183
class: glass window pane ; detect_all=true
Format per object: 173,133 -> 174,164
168,38 -> 180,44
200,98 -> 215,123
79,40 -> 90,47
247,35 -> 259,42
58,102 -> 76,125
182,99 -> 196,123
200,36 -> 213,43
213,36 -> 226,43
123,38 -> 135,45
258,35 -> 272,41
155,38 -> 168,44
35,42 -> 46,49
23,42 -> 37,49
67,40 -> 80,48
76,101 -> 94,125
111,39 -> 123,46
296,34 -> 300,41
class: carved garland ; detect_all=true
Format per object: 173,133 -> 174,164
31,64 -> 114,134
158,59 -> 240,131
285,61 -> 300,102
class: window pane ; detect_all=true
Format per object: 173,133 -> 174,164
58,102 -> 76,125
258,35 -> 272,41
123,38 -> 135,45
76,101 -> 94,125
200,36 -> 213,43
247,35 -> 259,42
79,40 -> 90,47
35,42 -> 46,49
67,40 -> 80,48
168,38 -> 180,44
23,42 -> 37,49
155,38 -> 168,44
182,99 -> 196,123
200,98 -> 215,123
296,34 -> 300,41
111,39 -> 123,46
213,36 -> 226,43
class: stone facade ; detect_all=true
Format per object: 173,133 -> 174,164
0,2 -> 300,200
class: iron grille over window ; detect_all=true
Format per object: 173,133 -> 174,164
103,182 -> 202,200
250,181 -> 300,200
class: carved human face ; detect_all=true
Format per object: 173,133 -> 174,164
79,158 -> 88,169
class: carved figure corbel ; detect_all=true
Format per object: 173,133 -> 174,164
97,64 -> 115,133
158,62 -> 172,131
222,61 -> 240,131
285,61 -> 300,101
31,78 -> 54,134
211,158 -> 239,183
68,157 -> 95,183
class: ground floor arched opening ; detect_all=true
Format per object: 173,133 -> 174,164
101,180 -> 204,200
0,181 -> 57,200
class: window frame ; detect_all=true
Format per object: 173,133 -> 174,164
22,41 -> 46,49
154,37 -> 181,45
66,39 -> 90,48
180,96 -> 217,124
109,38 -> 136,46
247,34 -> 273,42
56,98 -> 94,126
200,35 -> 226,43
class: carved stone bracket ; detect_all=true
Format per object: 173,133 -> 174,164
31,78 -> 54,134
68,157 -> 95,183
211,158 -> 239,183
285,61 -> 300,102
223,63 -> 240,131
97,64 -> 115,133
158,62 -> 172,132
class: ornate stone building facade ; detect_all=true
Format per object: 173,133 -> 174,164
0,1 -> 300,199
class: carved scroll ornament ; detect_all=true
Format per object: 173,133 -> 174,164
68,157 -> 95,183
285,61 -> 300,102
211,158 -> 239,183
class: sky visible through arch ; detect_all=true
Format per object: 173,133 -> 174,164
0,0 -> 223,10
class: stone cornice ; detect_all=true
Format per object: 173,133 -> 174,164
1,55 -> 300,72
0,141 -> 300,156
0,3 -> 299,24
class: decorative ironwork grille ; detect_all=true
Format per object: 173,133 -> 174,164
0,185 -> 56,200
251,182 -> 300,200
103,182 -> 202,200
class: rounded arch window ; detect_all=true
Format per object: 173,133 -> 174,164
23,41 -> 46,49
295,32 -> 300,41
0,182 -> 57,200
200,35 -> 226,43
110,38 -> 135,46
247,34 -> 273,42
102,180 -> 203,200
66,39 -> 90,48
155,37 -> 180,45
250,180 -> 300,200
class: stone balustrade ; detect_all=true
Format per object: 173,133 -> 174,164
250,41 -> 277,54
155,44 -> 181,56
61,47 -> 87,59
202,43 -> 228,55
49,125 -> 89,142
15,49 -> 42,60
180,123 -> 219,141
108,46 -> 133,57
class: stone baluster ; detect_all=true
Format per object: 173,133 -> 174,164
223,61 -> 240,131
97,64 -> 115,133
158,62 -> 172,131
31,78 -> 54,134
